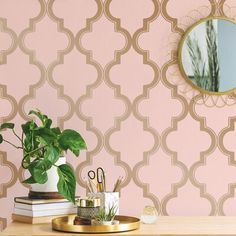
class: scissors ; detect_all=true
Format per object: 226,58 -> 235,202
88,167 -> 106,192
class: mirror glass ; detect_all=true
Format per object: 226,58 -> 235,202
179,17 -> 236,94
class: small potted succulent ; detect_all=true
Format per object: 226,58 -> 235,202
0,110 -> 86,203
93,204 -> 118,225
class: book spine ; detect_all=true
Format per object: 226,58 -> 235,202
14,196 -> 79,205
14,207 -> 77,217
14,198 -> 69,205
14,202 -> 75,211
12,214 -> 74,224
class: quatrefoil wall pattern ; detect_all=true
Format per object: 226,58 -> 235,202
1,0 -> 236,230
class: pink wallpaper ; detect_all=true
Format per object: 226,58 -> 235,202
1,0 -> 236,230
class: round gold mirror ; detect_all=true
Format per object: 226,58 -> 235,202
179,17 -> 236,95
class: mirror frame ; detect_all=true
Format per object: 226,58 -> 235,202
178,16 -> 236,95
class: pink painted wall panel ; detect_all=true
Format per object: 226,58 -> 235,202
0,0 -> 236,230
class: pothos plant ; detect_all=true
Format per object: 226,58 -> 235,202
0,110 -> 87,204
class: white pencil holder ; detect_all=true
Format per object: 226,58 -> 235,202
88,192 -> 119,215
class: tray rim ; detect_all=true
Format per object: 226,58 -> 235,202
52,215 -> 140,234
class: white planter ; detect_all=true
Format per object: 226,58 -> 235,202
92,220 -> 113,226
99,221 -> 113,226
31,157 -> 66,192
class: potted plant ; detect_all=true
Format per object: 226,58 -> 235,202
0,110 -> 86,204
93,204 -> 117,225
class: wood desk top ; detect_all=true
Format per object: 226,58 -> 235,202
2,216 -> 236,236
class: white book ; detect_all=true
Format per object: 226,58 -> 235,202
14,196 -> 79,205
12,213 -> 74,224
14,207 -> 77,217
14,202 -> 76,211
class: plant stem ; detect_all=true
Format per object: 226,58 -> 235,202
3,139 -> 23,149
12,129 -> 23,143
31,131 -> 34,150
21,132 -> 25,149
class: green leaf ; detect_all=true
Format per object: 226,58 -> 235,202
73,149 -> 80,156
22,154 -> 31,169
45,145 -> 60,164
35,127 -> 57,145
0,123 -> 14,130
45,119 -> 52,128
33,168 -> 48,184
27,160 -> 40,175
23,136 -> 37,154
57,164 -> 76,203
22,121 -> 39,153
0,134 -> 3,144
21,121 -> 37,134
22,176 -> 37,184
29,110 -> 45,122
58,129 -> 87,156
51,127 -> 61,135
28,159 -> 52,184
29,110 -> 52,128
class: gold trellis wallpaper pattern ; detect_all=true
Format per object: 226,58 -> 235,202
1,0 -> 236,230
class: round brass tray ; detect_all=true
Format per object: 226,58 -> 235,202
52,215 -> 140,234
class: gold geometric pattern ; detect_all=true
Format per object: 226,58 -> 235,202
1,0 -> 236,230
0,152 -> 17,198
0,18 -> 17,64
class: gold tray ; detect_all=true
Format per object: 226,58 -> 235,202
52,215 -> 140,234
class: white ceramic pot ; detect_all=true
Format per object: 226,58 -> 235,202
100,221 -> 113,226
92,220 -> 113,226
31,157 -> 66,192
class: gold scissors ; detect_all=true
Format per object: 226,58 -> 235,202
88,167 -> 106,192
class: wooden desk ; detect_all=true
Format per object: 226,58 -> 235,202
2,217 -> 236,235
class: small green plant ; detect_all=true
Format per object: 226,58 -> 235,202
186,19 -> 220,92
206,19 -> 220,92
95,204 -> 117,222
0,110 -> 87,203
187,34 -> 207,89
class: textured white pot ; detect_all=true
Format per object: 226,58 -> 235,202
100,221 -> 113,226
31,157 -> 66,192
92,220 -> 113,226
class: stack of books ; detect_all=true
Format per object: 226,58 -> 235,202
12,197 -> 77,224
